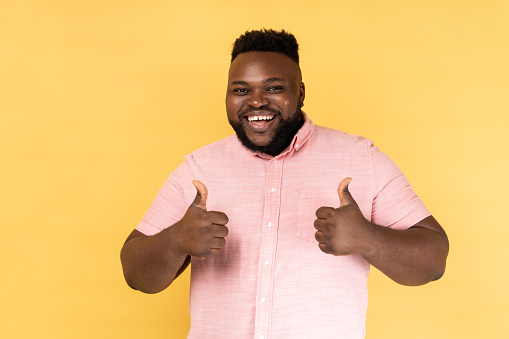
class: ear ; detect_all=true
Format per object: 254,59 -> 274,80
299,82 -> 305,107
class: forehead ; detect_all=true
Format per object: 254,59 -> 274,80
228,52 -> 301,83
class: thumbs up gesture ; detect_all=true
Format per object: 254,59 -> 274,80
314,178 -> 370,256
172,180 -> 229,259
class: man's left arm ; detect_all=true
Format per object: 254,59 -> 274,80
314,178 -> 449,286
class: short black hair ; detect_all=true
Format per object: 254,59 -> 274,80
231,29 -> 299,65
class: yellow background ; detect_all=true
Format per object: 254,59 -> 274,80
1,1 -> 508,338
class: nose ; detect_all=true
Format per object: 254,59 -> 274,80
246,90 -> 268,108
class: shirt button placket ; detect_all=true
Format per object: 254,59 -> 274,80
256,157 -> 283,339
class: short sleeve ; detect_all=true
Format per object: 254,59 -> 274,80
135,160 -> 194,236
369,142 -> 431,230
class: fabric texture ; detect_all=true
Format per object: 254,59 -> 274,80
136,114 -> 431,339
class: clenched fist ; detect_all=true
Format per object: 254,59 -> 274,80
172,180 -> 229,259
314,178 -> 371,256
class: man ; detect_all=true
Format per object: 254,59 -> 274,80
121,29 -> 448,338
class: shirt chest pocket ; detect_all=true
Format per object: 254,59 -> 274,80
296,188 -> 339,242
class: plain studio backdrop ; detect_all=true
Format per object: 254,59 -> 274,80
1,1 -> 508,338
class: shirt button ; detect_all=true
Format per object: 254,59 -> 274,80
295,143 -> 299,148
261,297 -> 266,303
270,188 -> 276,193
268,222 -> 273,228
259,335 -> 265,339
274,160 -> 278,164
264,259 -> 270,265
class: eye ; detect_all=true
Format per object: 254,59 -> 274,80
233,88 -> 249,95
267,86 -> 284,92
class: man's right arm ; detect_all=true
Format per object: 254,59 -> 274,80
120,180 -> 229,294
120,228 -> 191,294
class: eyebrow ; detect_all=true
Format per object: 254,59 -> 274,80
231,80 -> 249,86
230,78 -> 286,86
265,77 -> 285,83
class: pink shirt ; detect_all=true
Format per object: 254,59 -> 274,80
136,114 -> 430,339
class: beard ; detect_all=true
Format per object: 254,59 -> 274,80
228,105 -> 304,157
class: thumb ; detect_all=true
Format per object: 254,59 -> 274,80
337,177 -> 355,207
192,180 -> 208,211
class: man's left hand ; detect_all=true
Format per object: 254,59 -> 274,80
314,177 -> 371,256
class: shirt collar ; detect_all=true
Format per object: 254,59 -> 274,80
244,111 -> 315,159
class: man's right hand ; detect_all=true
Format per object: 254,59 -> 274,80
172,180 -> 229,259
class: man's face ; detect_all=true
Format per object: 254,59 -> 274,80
226,52 -> 305,156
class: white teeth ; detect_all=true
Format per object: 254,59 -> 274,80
247,115 -> 275,122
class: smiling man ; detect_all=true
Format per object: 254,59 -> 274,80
121,29 -> 449,339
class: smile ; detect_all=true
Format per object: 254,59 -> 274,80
246,115 -> 276,122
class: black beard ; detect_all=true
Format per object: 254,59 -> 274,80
228,106 -> 304,157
